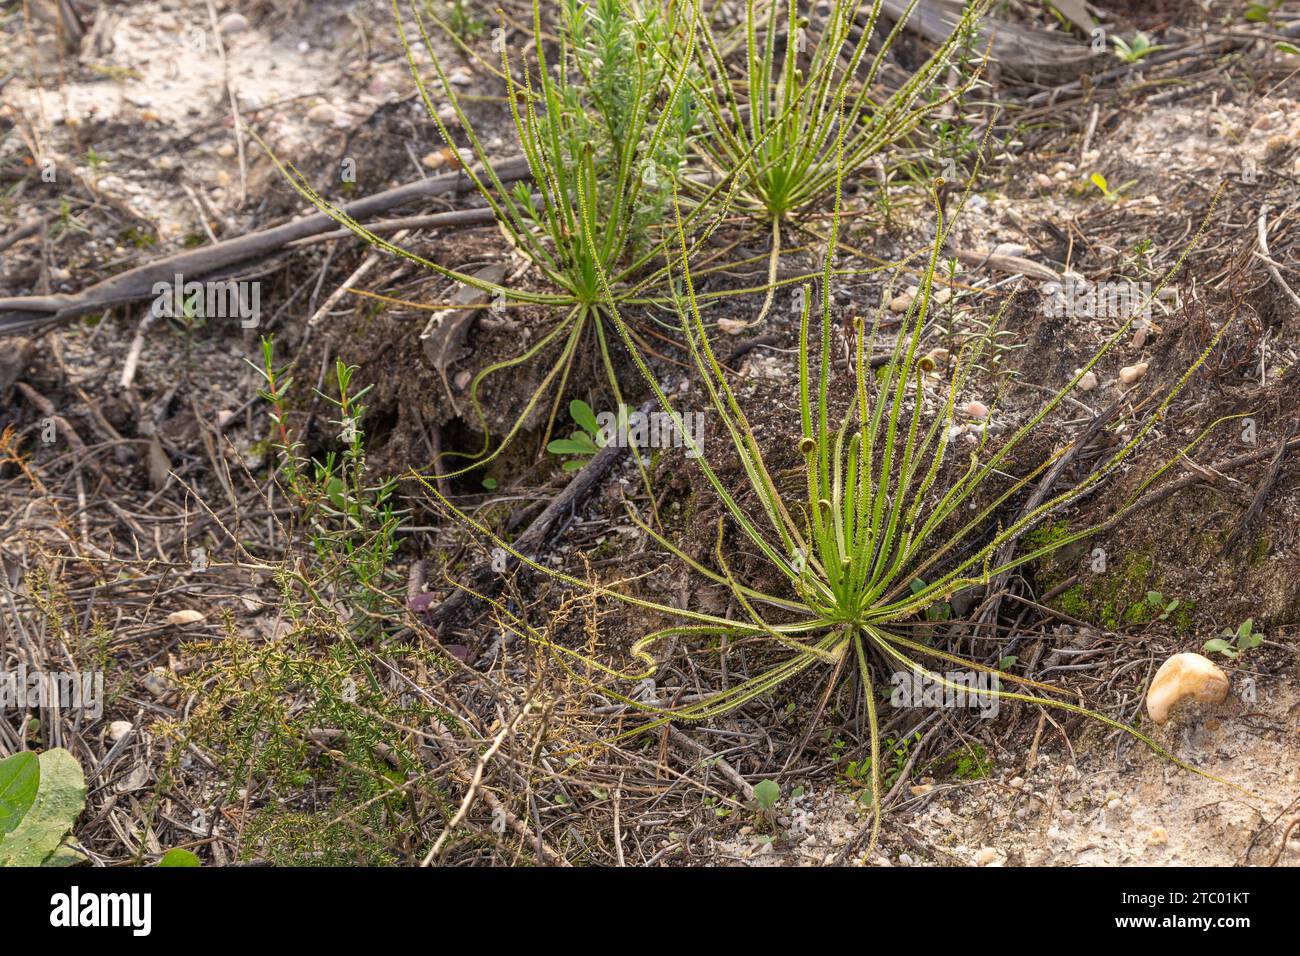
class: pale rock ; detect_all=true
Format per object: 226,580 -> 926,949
1146,652 -> 1230,725
1147,826 -> 1169,847
975,846 -> 998,866
888,286 -> 917,313
1034,172 -> 1052,189
717,317 -> 748,335
109,720 -> 133,743
216,143 -> 236,159
422,150 -> 449,171
961,400 -> 990,419
933,288 -> 953,305
307,103 -> 338,125
218,12 -> 249,35
1076,369 -> 1099,391
992,242 -> 1026,259
166,609 -> 204,626
1118,361 -> 1148,385
143,668 -> 176,699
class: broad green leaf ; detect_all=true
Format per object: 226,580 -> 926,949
569,399 -> 599,438
481,477 -> 498,491
0,753 -> 39,838
752,778 -> 780,811
1237,618 -> 1254,639
1090,172 -> 1109,194
1202,638 -> 1234,657
1145,590 -> 1163,606
43,843 -> 89,867
547,432 -> 599,456
158,848 -> 202,867
325,476 -> 347,511
1277,42 -> 1300,56
0,749 -> 87,867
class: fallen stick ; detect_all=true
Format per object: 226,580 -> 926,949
1256,205 -> 1300,310
0,156 -> 531,337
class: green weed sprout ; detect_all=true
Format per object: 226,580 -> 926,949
1204,618 -> 1264,661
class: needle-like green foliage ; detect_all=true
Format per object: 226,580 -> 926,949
421,139 -> 1241,855
686,0 -> 993,321
267,0 -> 708,473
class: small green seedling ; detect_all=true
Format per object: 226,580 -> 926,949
1090,172 -> 1137,202
0,749 -> 87,867
1203,618 -> 1264,661
545,400 -> 603,471
752,778 -> 780,813
910,578 -> 952,623
1145,590 -> 1181,622
1111,32 -> 1164,63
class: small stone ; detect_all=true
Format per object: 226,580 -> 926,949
1034,172 -> 1052,189
218,12 -> 249,35
898,852 -> 914,866
143,668 -> 176,699
992,242 -> 1026,259
975,846 -> 998,866
933,288 -> 953,305
166,609 -> 204,626
1047,826 -> 1066,843
307,103 -> 338,125
888,286 -> 917,313
216,143 -> 236,159
1118,362 -> 1148,385
1107,797 -> 1122,811
1146,652 -> 1230,725
448,67 -> 474,87
1076,369 -> 1099,391
961,400 -> 990,419
109,720 -> 133,743
910,784 -> 933,796
1008,776 -> 1025,790
1059,810 -> 1075,827
422,150 -> 449,171
1147,826 -> 1169,847
717,318 -> 748,335
453,370 -> 473,391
